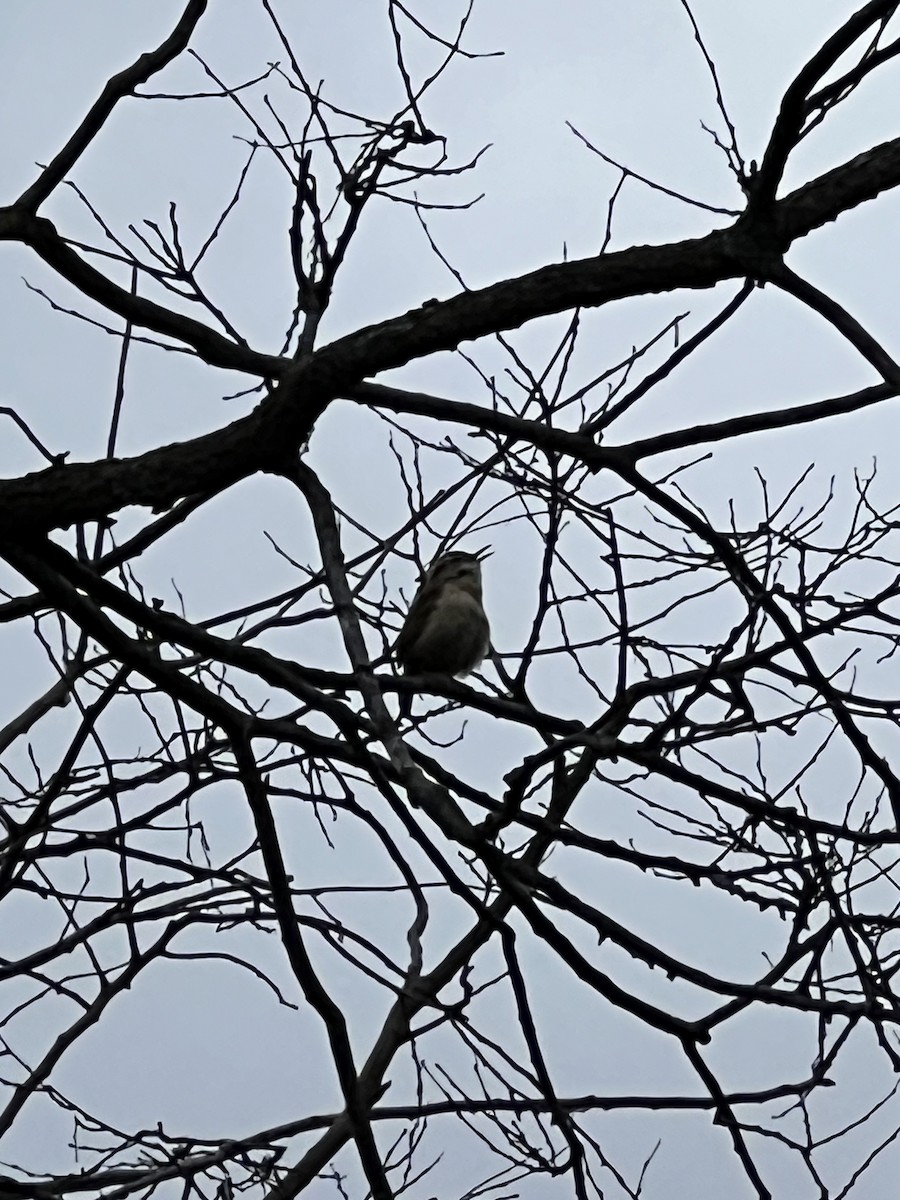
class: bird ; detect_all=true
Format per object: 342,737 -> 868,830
394,548 -> 491,713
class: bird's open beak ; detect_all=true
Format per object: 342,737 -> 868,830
474,546 -> 492,561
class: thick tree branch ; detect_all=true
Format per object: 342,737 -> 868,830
0,210 -> 282,377
754,0 -> 900,206
16,1 -> 210,211
1,135 -> 900,538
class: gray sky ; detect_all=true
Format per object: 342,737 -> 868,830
3,3 -> 900,1198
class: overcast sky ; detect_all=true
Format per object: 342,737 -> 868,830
3,4 -> 900,1198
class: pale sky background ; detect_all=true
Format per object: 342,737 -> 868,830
2,3 -> 900,1198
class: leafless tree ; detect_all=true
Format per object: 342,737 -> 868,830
3,3 -> 900,1198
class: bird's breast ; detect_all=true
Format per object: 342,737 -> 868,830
411,591 -> 489,675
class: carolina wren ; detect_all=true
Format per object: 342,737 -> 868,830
394,549 -> 490,708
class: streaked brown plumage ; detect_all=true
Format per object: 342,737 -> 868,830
394,550 -> 490,709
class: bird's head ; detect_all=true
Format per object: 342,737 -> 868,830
423,547 -> 491,595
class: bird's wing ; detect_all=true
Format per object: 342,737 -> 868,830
393,586 -> 439,663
